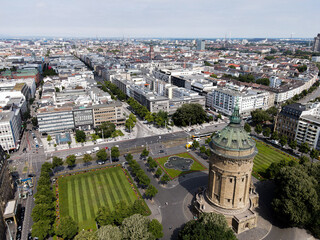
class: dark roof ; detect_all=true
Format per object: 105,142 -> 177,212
280,103 -> 306,120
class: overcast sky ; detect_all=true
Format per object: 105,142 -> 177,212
0,0 -> 319,38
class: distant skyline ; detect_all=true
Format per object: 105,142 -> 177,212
1,0 -> 319,38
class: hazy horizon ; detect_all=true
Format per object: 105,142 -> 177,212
1,0 -> 319,38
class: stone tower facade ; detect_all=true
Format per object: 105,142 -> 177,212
194,105 -> 259,234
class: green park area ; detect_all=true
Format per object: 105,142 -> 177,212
253,140 -> 296,180
156,152 -> 207,179
57,166 -> 145,230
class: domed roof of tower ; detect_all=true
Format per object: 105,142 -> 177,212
211,105 -> 255,151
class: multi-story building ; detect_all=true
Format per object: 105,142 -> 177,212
196,39 -> 205,51
0,106 -> 22,151
0,69 -> 40,85
295,115 -> 320,150
0,145 -> 13,239
37,107 -> 75,134
206,84 -> 271,116
276,103 -> 307,142
313,33 -> 320,52
92,102 -> 125,127
73,107 -> 94,130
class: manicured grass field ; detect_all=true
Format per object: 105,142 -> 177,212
58,166 -> 142,230
156,152 -> 207,179
253,140 -> 296,179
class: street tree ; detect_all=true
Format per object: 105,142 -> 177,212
83,154 -> 93,165
205,137 -> 212,145
145,184 -> 158,199
31,203 -> 55,223
148,219 -> 163,239
205,148 -> 212,157
192,140 -> 200,149
200,146 -> 206,154
271,131 -> 279,140
155,168 -> 162,178
31,117 -> 38,126
141,148 -> 150,158
52,156 -> 63,169
244,123 -> 251,133
299,142 -> 310,155
144,112 -> 154,123
96,149 -> 107,161
111,146 -> 120,160
66,155 -> 76,167
32,220 -> 53,240
254,124 -> 263,134
125,118 -> 135,132
75,130 -> 86,142
289,140 -> 298,150
263,127 -> 271,137
160,174 -> 170,184
56,216 -> 78,240
310,148 -> 319,163
279,135 -> 287,147
47,135 -> 52,142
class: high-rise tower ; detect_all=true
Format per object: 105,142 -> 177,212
194,105 -> 259,234
313,34 -> 320,52
149,45 -> 155,60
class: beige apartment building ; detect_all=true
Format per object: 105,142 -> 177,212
92,102 -> 125,127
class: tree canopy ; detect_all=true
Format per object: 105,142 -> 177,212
178,212 -> 237,240
56,216 -> 78,240
75,130 -> 86,142
66,155 -> 76,167
172,103 -> 207,127
95,122 -> 116,138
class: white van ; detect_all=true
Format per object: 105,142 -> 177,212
86,150 -> 92,154
93,147 -> 100,152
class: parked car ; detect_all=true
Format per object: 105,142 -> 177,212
97,160 -> 105,165
92,147 -> 99,152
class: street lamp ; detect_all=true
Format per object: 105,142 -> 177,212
5,221 -> 13,240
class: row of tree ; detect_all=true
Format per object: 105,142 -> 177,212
104,81 -> 126,101
127,97 -> 149,119
31,163 -> 57,239
125,113 -> 137,132
95,200 -> 149,226
245,122 -> 320,163
145,155 -> 170,183
76,214 -> 163,240
283,80 -> 320,106
125,154 -> 158,199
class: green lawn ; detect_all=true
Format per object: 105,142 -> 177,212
58,166 -> 143,230
155,152 -> 207,179
253,140 -> 296,179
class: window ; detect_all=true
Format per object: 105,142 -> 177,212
229,178 -> 233,183
227,199 -> 231,203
